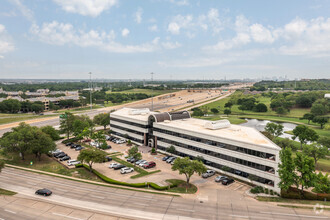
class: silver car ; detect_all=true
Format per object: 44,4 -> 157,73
215,175 -> 227,182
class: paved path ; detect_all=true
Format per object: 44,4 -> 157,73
0,167 -> 329,220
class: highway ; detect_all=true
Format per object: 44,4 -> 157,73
0,167 -> 329,220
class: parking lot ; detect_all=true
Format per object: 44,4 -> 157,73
54,137 -> 251,200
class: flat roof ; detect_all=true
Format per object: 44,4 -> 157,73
110,107 -> 157,122
155,118 -> 279,149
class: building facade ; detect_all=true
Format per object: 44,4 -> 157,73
110,107 -> 281,193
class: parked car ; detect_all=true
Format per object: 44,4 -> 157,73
54,152 -> 66,158
103,156 -> 112,162
60,155 -> 71,161
109,163 -> 120,168
70,144 -> 79,149
166,157 -> 176,163
67,160 -> 81,166
57,153 -> 68,159
215,175 -> 227,182
82,139 -> 91,143
35,188 -> 52,196
120,167 -> 134,174
135,160 -> 146,165
75,146 -> 84,151
105,135 -> 111,141
51,149 -> 62,155
65,142 -> 73,146
139,161 -> 149,167
170,159 -> 176,165
202,170 -> 216,178
222,178 -> 235,185
142,161 -> 156,169
114,164 -> 126,170
162,156 -> 170,161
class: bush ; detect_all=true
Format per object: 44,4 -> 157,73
281,187 -> 330,200
270,190 -> 274,195
250,186 -> 264,194
265,188 -> 269,194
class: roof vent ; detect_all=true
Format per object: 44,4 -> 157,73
204,119 -> 230,130
129,108 -> 150,115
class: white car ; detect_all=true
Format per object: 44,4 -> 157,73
139,161 -> 149,167
135,160 -> 146,165
120,167 -> 134,174
116,139 -> 126,144
67,160 -> 81,166
109,163 -> 120,168
50,149 -> 62,154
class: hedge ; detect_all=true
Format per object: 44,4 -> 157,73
62,137 -> 81,144
76,164 -> 177,191
281,187 -> 330,201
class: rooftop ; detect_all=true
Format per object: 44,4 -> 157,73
110,107 -> 158,122
155,117 -> 279,149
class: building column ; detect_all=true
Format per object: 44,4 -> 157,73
154,136 -> 157,150
144,133 -> 147,146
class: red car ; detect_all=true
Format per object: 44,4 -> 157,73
83,139 -> 91,142
143,161 -> 156,169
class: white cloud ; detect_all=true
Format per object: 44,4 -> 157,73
167,15 -> 193,34
169,0 -> 189,6
9,0 -> 34,21
161,41 -> 181,49
168,22 -> 180,34
121,28 -> 130,37
0,24 -> 15,57
53,0 -> 117,17
148,25 -> 158,32
30,21 -> 179,53
134,7 -> 143,24
250,24 -> 274,43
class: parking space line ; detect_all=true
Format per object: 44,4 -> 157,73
176,209 -> 195,212
229,214 -> 248,218
4,209 -> 16,214
234,185 -> 244,191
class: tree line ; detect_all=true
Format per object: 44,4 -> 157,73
253,79 -> 330,90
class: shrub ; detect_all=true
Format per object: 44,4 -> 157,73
281,187 -> 330,200
270,190 -> 274,195
265,188 -> 269,194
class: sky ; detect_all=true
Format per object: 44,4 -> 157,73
0,0 -> 330,80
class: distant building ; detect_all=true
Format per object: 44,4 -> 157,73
325,94 -> 330,99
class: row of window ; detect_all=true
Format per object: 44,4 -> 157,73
157,137 -> 275,173
157,145 -> 274,186
110,124 -> 145,136
153,127 -> 275,160
112,131 -> 144,144
111,117 -> 149,129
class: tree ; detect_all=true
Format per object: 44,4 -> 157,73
265,122 -> 283,138
172,157 -> 207,185
292,125 -> 319,150
77,148 -> 107,172
224,101 -> 233,109
128,146 -> 142,163
274,138 -> 297,151
296,96 -> 313,108
30,129 -> 56,161
192,108 -> 203,117
73,119 -> 90,138
93,113 -> 110,130
314,172 -> 330,194
254,103 -> 268,112
223,109 -> 231,116
301,113 -> 315,124
41,125 -> 60,141
278,147 -> 297,192
92,130 -> 107,148
166,145 -> 176,155
303,144 -> 328,165
0,123 -> 35,160
276,107 -> 288,115
0,160 -> 4,172
59,112 -> 75,139
294,152 -> 316,197
210,108 -> 219,114
311,104 -> 327,116
200,106 -> 209,115
317,136 -> 330,148
31,103 -> 44,113
312,116 -> 328,129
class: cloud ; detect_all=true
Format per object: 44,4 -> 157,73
30,21 -> 180,53
250,24 -> 274,43
8,0 -> 34,21
148,25 -> 158,32
134,7 -> 143,24
161,41 -> 181,49
53,0 -> 117,17
168,0 -> 189,6
167,15 -> 193,34
0,24 -> 15,57
121,28 -> 130,37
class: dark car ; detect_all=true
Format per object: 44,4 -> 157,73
222,178 -> 235,185
35,188 -> 52,196
70,144 -> 77,149
162,156 -> 170,161
143,161 -> 156,169
60,155 -> 71,161
126,157 -> 134,162
54,152 -> 66,158
103,156 -> 112,162
53,151 -> 63,157
65,142 -> 73,146
75,146 -> 84,151
114,164 -> 126,170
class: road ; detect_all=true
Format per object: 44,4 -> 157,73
0,167 -> 328,220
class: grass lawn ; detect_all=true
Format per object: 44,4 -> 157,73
256,196 -> 330,206
106,88 -> 176,96
0,188 -> 16,196
1,153 -> 102,182
0,114 -> 58,125
290,150 -> 330,172
165,179 -> 197,194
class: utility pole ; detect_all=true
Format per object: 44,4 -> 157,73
151,72 -> 154,111
89,72 -> 92,111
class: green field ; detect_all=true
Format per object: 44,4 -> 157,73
106,88 -> 176,96
0,114 -> 58,125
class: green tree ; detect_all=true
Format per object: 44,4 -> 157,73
210,108 -> 219,114
265,122 -> 284,138
77,148 -> 107,172
128,146 -> 142,163
274,138 -> 297,151
31,103 -> 44,113
172,157 -> 207,185
93,113 -> 110,130
223,109 -> 231,116
0,160 -> 4,172
224,101 -> 233,109
294,152 -> 316,197
200,106 -> 209,115
312,116 -> 328,129
301,113 -> 315,125
92,130 -> 107,148
317,136 -> 330,148
303,144 -> 328,165
73,119 -> 90,138
254,103 -> 268,112
292,125 -> 319,150
30,129 -> 56,161
275,107 -> 288,115
314,172 -> 330,194
278,147 -> 297,192
311,104 -> 327,116
166,145 -> 176,155
59,112 -> 75,139
41,125 -> 60,141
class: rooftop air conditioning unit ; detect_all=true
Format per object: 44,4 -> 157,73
204,119 -> 230,130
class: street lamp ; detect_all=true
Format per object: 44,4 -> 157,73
89,72 -> 92,110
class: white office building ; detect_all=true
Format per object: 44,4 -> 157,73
110,108 -> 281,193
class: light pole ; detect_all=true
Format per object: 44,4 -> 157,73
151,72 -> 154,111
89,72 -> 92,110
